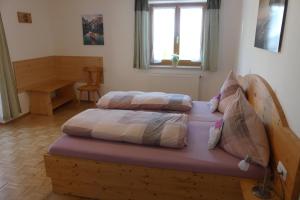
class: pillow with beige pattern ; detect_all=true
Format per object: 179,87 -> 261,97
218,71 -> 242,113
97,91 -> 192,112
208,94 -> 221,113
208,119 -> 224,150
220,88 -> 270,167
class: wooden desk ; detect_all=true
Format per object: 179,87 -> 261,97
27,80 -> 75,115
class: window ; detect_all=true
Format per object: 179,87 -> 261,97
150,2 -> 205,67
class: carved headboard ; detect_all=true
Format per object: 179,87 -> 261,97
239,74 -> 300,200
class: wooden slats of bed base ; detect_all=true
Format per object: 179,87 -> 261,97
44,154 -> 245,200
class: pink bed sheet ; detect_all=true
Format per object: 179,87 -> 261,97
49,121 -> 264,179
189,101 -> 223,122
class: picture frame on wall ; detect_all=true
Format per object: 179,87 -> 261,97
17,12 -> 32,23
254,0 -> 288,53
82,14 -> 104,45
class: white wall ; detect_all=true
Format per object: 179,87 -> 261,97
199,0 -> 243,100
0,0 -> 54,61
48,0 -> 242,101
237,0 -> 300,138
0,0 -> 243,119
49,0 -> 201,99
0,0 -> 55,117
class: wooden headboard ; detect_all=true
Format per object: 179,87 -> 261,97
239,74 -> 300,200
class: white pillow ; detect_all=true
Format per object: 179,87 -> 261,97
208,94 -> 221,113
208,119 -> 223,150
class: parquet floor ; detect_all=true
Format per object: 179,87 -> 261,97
0,102 -> 94,200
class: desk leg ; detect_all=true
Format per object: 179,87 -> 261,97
29,92 -> 53,115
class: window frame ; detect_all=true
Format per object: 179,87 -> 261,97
149,2 -> 206,67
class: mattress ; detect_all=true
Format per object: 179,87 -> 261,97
189,101 -> 223,122
49,121 -> 264,179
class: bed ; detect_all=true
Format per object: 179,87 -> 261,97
44,75 -> 300,200
188,101 -> 223,122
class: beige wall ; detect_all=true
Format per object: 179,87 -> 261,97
237,0 -> 300,138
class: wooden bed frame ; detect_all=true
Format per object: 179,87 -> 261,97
44,74 -> 300,200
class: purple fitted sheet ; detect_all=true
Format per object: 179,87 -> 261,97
189,101 -> 223,122
49,121 -> 264,179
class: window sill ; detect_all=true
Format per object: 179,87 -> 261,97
150,65 -> 202,70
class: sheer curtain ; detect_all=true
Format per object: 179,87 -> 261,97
201,0 -> 221,71
133,0 -> 150,69
0,14 -> 21,121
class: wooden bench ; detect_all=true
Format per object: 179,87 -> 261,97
27,79 -> 75,116
13,56 -> 104,115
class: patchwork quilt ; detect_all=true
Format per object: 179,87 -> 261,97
62,109 -> 188,149
96,91 -> 192,112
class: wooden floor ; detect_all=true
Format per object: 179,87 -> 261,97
0,102 -> 94,200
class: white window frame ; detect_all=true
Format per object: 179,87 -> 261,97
149,2 -> 206,67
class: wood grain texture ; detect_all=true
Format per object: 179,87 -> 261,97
27,80 -> 76,115
27,80 -> 75,93
0,102 -> 94,199
78,66 -> 102,103
13,56 -> 104,92
13,57 -> 56,92
53,56 -> 104,83
29,91 -> 53,115
240,180 -> 280,200
45,154 -> 245,200
239,74 -> 300,200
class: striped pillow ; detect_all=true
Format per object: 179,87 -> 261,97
218,71 -> 241,113
220,88 -> 270,167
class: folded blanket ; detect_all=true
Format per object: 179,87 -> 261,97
62,109 -> 188,149
96,91 -> 192,112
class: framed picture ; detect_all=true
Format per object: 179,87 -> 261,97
17,12 -> 32,23
82,14 -> 104,45
254,0 -> 288,53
